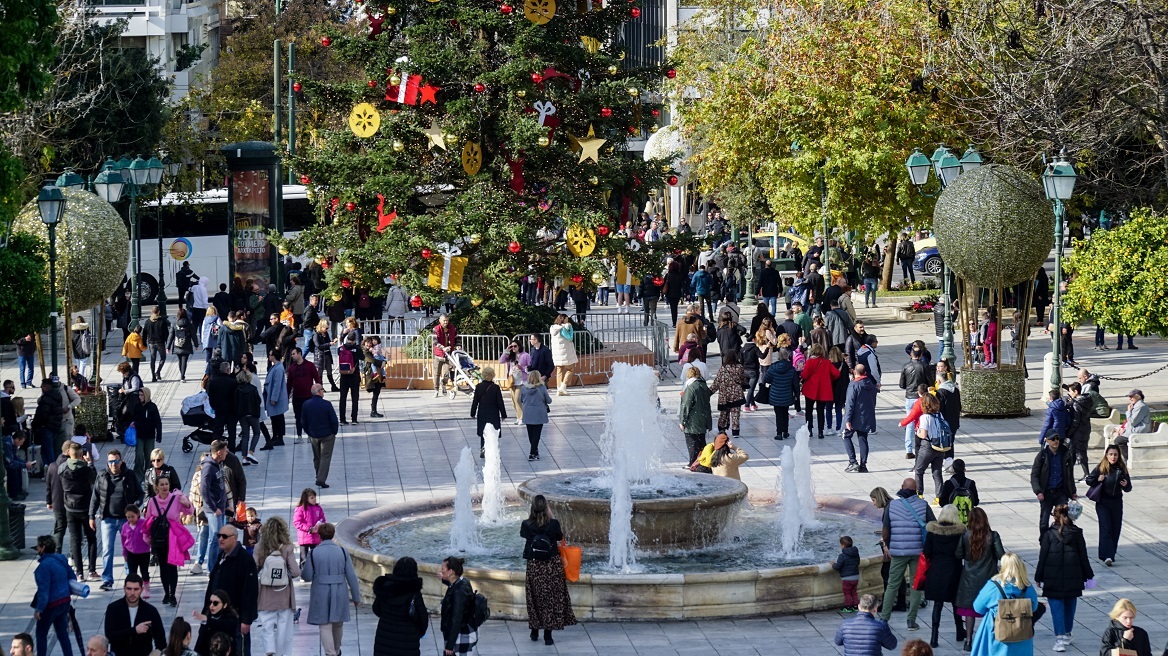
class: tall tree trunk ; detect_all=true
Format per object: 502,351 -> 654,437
881,232 -> 898,291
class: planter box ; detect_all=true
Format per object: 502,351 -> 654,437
75,392 -> 112,442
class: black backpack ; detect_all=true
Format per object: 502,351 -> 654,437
468,589 -> 490,628
529,532 -> 555,561
150,496 -> 175,549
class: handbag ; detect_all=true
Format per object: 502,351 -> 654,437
912,552 -> 929,590
755,382 -> 771,403
559,540 -> 582,582
1086,481 -> 1104,502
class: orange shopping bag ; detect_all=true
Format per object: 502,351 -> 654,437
559,540 -> 582,582
235,501 -> 248,524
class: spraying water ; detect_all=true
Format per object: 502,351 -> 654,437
479,424 -> 505,526
777,444 -> 804,558
792,426 -> 821,529
602,363 -> 664,571
449,447 -> 481,552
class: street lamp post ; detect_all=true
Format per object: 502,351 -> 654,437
37,182 -> 67,377
1042,149 -> 1077,389
904,144 -> 982,365
105,154 -> 164,328
144,156 -> 165,314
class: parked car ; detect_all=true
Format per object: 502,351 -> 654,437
912,237 -> 943,275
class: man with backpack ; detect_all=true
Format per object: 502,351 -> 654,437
938,459 -> 979,525
878,479 -> 935,630
896,234 -> 916,284
301,523 -> 360,656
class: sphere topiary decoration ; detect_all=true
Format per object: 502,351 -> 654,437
13,188 -> 130,312
933,164 -> 1054,289
959,366 -> 1028,417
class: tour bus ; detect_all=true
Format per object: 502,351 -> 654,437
130,184 -> 315,303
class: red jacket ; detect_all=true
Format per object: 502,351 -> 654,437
433,324 -> 458,357
800,357 -> 839,401
287,360 -> 322,400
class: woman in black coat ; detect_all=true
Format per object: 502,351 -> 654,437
1035,504 -> 1094,650
923,505 -> 966,648
470,367 -> 507,459
167,307 -> 197,382
1099,599 -> 1153,656
372,556 -> 428,656
1088,445 -> 1132,565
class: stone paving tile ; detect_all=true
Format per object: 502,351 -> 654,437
2,305 -> 1168,655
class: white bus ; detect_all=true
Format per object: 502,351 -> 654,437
132,184 -> 315,303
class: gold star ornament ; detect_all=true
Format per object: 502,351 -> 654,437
424,119 -> 447,151
574,124 -> 606,164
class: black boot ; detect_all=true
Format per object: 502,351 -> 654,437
530,629 -> 539,641
544,630 -> 554,645
930,626 -> 939,648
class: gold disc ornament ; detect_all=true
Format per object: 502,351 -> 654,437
565,224 -> 597,257
524,0 -> 556,24
348,103 -> 381,137
462,141 -> 483,175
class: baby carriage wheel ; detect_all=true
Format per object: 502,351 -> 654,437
182,438 -> 194,454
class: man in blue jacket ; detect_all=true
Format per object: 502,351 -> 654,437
34,535 -> 76,656
527,334 -> 554,381
692,263 -> 715,319
843,364 -> 878,473
835,594 -> 897,656
302,384 -> 340,489
199,442 -> 229,574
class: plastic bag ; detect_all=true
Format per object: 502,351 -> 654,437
236,501 -> 248,524
123,423 -> 137,447
559,540 -> 582,582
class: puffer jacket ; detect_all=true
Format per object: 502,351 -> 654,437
884,492 -> 933,557
59,458 -> 96,513
833,611 -> 897,656
922,521 -> 965,602
765,360 -> 799,407
1035,523 -> 1093,598
1066,393 -> 1093,448
1038,397 -> 1070,444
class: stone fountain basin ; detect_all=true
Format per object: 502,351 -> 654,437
517,472 -> 748,548
335,493 -> 885,621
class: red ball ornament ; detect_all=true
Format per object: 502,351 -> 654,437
627,126 -> 637,134
368,79 -> 378,88
421,248 -> 432,259
500,3 -> 513,13
597,225 -> 610,237
630,7 -> 641,17
666,68 -> 677,79
292,82 -> 302,92
341,278 -> 352,289
299,174 -> 311,184
474,83 -> 486,93
651,108 -> 660,117
320,36 -> 332,47
508,240 -> 521,254
344,201 -> 356,211
572,274 -> 583,284
531,72 -> 544,84
321,259 -> 331,269
600,107 -> 612,118
653,276 -> 664,286
668,175 -> 680,186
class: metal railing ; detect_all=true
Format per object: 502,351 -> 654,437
358,317 -> 429,337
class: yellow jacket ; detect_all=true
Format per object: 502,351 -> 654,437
122,333 -> 145,358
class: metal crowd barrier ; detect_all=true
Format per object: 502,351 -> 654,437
358,316 -> 429,337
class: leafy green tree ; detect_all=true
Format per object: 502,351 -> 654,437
0,233 -> 51,342
670,0 -> 965,242
280,0 -> 678,306
1064,209 -> 1168,337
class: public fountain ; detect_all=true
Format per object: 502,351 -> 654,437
478,424 -> 505,526
337,364 -> 886,620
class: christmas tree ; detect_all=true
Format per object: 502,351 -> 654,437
279,0 -> 697,328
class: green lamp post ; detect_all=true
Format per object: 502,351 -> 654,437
1041,149 -> 1077,389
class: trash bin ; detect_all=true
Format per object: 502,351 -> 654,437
9,503 -> 25,550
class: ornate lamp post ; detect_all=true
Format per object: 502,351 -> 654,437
101,155 -> 163,327
1041,149 -> 1077,389
904,144 -> 983,364
37,182 -> 67,377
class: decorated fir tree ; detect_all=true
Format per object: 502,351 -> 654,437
278,0 -> 698,328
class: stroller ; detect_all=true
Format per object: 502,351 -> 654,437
180,391 -> 216,454
440,348 -> 481,399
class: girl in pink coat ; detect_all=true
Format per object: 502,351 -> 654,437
292,488 -> 326,563
143,477 -> 194,607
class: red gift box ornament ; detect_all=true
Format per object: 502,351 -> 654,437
386,70 -> 423,105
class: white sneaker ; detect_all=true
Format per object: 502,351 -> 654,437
190,563 -> 203,575
1063,634 -> 1073,645
1053,637 -> 1066,652
514,419 -> 521,425
434,390 -> 442,398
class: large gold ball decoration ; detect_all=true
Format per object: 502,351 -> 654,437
14,188 -> 129,311
278,245 -> 290,256
591,271 -> 606,285
348,103 -> 381,138
332,293 -> 343,302
627,87 -> 639,97
386,5 -> 398,13
343,261 -> 356,273
537,136 -> 550,147
468,233 -> 482,244
565,224 -> 597,257
443,132 -> 458,145
523,0 -> 556,24
390,74 -> 402,86
516,90 -> 527,98
471,297 -> 484,307
607,65 -> 618,75
588,176 -> 599,185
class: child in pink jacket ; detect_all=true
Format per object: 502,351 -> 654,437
121,504 -> 152,597
292,488 -> 326,563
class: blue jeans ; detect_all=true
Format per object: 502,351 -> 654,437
18,355 -> 34,386
904,398 -> 917,453
99,518 -> 126,585
39,428 -> 57,467
599,288 -> 610,305
205,511 -> 227,572
763,296 -> 778,316
195,522 -> 210,565
1048,597 -> 1077,636
824,400 -> 844,431
36,602 -> 73,656
863,278 -> 878,306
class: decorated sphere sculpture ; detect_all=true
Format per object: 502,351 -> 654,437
14,188 -> 130,311
933,164 -> 1054,289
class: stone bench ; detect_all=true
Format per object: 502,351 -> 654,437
1129,424 -> 1168,474
1090,409 -> 1123,450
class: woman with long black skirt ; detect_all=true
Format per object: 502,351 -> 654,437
520,495 -> 577,646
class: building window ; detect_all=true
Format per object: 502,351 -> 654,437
622,0 -> 665,68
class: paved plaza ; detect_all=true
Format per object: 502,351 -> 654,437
1,303 -> 1167,655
